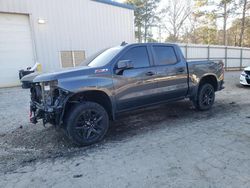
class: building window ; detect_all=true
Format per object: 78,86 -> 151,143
60,51 -> 86,67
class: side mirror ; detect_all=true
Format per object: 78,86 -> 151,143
117,60 -> 133,70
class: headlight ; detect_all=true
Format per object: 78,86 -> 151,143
41,80 -> 58,106
44,84 -> 50,91
43,80 -> 58,91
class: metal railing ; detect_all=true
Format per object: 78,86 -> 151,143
178,44 -> 250,71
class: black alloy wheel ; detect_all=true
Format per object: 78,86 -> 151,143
66,102 -> 109,146
194,83 -> 215,111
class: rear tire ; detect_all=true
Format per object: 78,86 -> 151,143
66,102 -> 109,146
193,83 -> 215,111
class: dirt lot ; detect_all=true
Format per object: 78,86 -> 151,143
0,71 -> 249,188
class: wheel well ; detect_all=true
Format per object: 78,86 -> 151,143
199,75 -> 218,91
65,91 -> 113,120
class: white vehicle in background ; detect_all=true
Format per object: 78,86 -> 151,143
240,67 -> 250,86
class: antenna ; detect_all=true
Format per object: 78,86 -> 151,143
121,41 -> 128,46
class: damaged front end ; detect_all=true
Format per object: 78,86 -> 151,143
30,80 -> 70,127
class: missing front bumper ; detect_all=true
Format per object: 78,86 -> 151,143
29,89 -> 70,126
30,104 -> 63,126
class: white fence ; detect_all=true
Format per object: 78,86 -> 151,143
178,44 -> 250,70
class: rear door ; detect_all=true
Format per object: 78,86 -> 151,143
113,45 -> 158,112
151,45 -> 188,101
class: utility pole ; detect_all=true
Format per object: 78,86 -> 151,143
223,2 -> 227,46
158,24 -> 162,42
144,0 -> 148,43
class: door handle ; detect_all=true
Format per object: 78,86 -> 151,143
145,71 -> 155,76
177,68 -> 185,73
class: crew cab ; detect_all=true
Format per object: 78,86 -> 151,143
22,43 -> 224,146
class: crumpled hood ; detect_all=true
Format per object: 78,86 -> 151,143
21,66 -> 94,83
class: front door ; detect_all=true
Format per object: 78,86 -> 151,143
113,46 -> 158,112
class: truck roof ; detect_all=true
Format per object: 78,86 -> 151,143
121,42 -> 179,48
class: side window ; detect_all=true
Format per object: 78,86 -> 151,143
153,46 -> 178,65
119,47 -> 150,68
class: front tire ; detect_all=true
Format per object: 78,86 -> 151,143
193,83 -> 215,111
66,102 -> 109,146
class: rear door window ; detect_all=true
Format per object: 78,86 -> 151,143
119,46 -> 150,68
153,46 -> 178,65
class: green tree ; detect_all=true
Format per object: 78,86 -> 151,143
184,0 -> 218,44
183,26 -> 218,45
227,19 -> 241,46
191,0 -> 236,45
218,0 -> 236,45
227,17 -> 250,47
239,0 -> 249,46
126,0 -> 160,42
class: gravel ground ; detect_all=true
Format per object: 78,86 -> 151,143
0,71 -> 249,188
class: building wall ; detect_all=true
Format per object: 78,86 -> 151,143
0,0 -> 135,72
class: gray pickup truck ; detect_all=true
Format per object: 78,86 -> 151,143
22,43 -> 224,146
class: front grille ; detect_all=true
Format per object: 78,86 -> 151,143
245,71 -> 250,75
245,70 -> 250,84
246,78 -> 250,84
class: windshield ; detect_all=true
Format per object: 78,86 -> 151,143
82,46 -> 123,67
